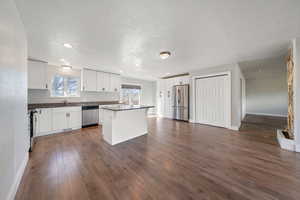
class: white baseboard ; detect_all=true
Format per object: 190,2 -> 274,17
246,112 -> 287,118
295,144 -> 300,153
6,152 -> 29,200
230,126 -> 240,131
277,129 -> 295,151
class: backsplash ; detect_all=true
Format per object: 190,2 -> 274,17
28,89 -> 120,104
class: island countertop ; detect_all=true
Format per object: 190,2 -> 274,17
101,105 -> 154,111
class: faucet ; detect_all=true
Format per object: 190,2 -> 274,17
63,99 -> 68,105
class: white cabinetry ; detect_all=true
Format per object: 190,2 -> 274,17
157,80 -> 165,117
83,69 -> 120,93
110,74 -> 121,92
36,108 -> 52,136
28,60 -> 48,89
97,72 -> 110,92
82,69 -> 97,92
35,106 -> 82,137
156,75 -> 190,118
52,107 -> 82,131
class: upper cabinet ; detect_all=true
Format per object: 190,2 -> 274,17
28,60 -> 48,89
97,71 -> 110,92
110,74 -> 121,92
82,69 -> 97,92
82,68 -> 120,93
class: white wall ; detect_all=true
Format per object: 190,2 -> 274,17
245,76 -> 287,117
189,63 -> 243,129
0,1 -> 28,200
241,57 -> 288,117
294,38 -> 300,151
121,77 -> 156,113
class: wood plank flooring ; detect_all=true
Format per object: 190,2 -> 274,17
15,117 -> 300,200
239,114 -> 287,145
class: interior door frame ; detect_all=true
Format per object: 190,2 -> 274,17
192,71 -> 231,129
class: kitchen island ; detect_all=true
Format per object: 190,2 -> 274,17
101,105 -> 154,145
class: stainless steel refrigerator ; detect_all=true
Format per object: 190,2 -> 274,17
173,84 -> 189,121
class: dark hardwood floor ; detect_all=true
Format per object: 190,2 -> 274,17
239,114 -> 287,145
16,117 -> 300,200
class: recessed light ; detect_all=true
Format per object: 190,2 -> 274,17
63,43 -> 73,48
60,58 -> 65,62
166,72 -> 171,75
160,51 -> 171,59
119,70 -> 123,73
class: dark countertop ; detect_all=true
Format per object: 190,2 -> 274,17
101,105 -> 154,111
28,101 -> 120,110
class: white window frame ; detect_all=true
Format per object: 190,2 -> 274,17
120,83 -> 142,105
50,74 -> 81,98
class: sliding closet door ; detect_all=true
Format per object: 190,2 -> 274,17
195,74 -> 230,128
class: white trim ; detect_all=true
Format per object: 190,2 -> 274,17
246,112 -> 287,118
295,144 -> 300,153
36,126 -> 81,137
277,129 -> 295,151
192,71 -> 232,129
230,125 -> 240,131
6,152 -> 29,200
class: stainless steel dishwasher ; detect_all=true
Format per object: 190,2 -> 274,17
82,105 -> 99,127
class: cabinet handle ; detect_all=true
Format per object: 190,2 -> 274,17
39,110 -> 42,114
45,84 -> 48,89
114,88 -> 117,92
102,88 -> 105,91
66,113 -> 70,117
83,86 -> 85,91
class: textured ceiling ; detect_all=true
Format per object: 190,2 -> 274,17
15,0 -> 300,80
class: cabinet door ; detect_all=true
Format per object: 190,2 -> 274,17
52,111 -> 68,131
37,108 -> 52,136
157,80 -> 165,117
97,72 -> 110,92
110,74 -> 121,92
68,111 -> 82,129
99,107 -> 104,124
28,60 -> 47,89
103,73 -> 111,91
97,72 -> 105,92
83,69 -> 97,91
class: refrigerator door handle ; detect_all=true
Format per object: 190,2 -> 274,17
178,89 -> 181,105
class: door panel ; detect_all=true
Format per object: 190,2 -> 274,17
69,111 -> 82,128
52,111 -> 68,130
195,75 -> 229,128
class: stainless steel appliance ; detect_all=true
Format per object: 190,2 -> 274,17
173,84 -> 189,121
28,109 -> 38,152
82,105 -> 99,127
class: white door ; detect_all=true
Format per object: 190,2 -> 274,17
28,60 -> 47,89
97,71 -> 105,92
37,108 -> 52,136
195,74 -> 230,128
69,111 -> 82,129
157,80 -> 165,117
110,74 -> 121,92
83,69 -> 97,91
98,72 -> 111,92
52,111 -> 68,131
164,79 -> 175,118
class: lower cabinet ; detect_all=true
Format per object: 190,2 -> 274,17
36,108 -> 52,136
36,106 -> 82,136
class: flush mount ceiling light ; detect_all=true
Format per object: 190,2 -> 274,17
63,43 -> 73,48
160,51 -> 171,59
62,65 -> 72,70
